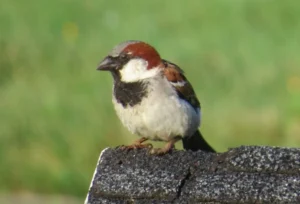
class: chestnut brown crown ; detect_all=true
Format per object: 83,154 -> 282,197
97,41 -> 162,71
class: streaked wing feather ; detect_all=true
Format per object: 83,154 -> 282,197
162,59 -> 200,110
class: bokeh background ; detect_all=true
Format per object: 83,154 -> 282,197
1,0 -> 300,203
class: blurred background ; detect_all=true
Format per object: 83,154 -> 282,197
1,0 -> 300,203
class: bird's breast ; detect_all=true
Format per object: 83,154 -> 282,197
112,77 -> 200,141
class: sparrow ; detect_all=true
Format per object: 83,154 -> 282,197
97,40 -> 215,155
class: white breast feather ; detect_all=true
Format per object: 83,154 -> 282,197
113,73 -> 201,141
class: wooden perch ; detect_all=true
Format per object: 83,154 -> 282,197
85,146 -> 300,203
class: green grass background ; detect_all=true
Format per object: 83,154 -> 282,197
1,0 -> 300,201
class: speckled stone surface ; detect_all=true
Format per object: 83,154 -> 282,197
85,146 -> 300,204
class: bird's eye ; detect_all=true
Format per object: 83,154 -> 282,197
119,54 -> 128,61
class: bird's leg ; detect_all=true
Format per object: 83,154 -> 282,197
150,136 -> 181,155
120,137 -> 153,150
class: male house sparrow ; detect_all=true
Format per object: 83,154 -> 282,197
98,40 -> 215,154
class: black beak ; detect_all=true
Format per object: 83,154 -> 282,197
97,56 -> 120,71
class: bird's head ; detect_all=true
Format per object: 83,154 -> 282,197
97,41 -> 163,82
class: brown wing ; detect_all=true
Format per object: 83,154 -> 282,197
162,59 -> 200,110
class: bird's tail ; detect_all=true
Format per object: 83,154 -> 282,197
182,130 -> 215,152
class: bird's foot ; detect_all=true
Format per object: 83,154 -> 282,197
120,143 -> 153,151
150,147 -> 172,155
119,137 -> 153,151
149,136 -> 181,155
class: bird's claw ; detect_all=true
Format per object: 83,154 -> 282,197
119,143 -> 153,151
149,147 -> 172,155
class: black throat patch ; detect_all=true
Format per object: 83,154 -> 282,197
112,72 -> 148,107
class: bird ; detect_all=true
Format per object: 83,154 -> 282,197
97,40 -> 215,155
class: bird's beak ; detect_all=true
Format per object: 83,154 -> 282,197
97,56 -> 119,71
